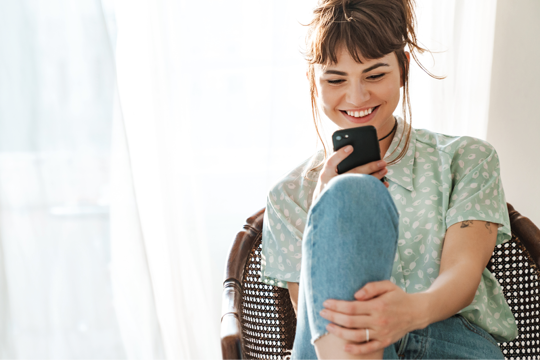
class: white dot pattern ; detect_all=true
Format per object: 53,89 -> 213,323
260,116 -> 518,343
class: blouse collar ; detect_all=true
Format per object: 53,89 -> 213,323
383,116 -> 417,192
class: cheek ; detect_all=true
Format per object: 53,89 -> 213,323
381,79 -> 400,98
319,85 -> 342,110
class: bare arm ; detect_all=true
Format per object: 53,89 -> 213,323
287,282 -> 299,317
414,220 -> 499,327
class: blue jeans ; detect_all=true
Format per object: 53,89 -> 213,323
290,174 -> 504,359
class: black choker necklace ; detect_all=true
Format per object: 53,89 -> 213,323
378,118 -> 398,141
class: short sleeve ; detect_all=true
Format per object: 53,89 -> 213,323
445,137 -> 511,246
260,154 -> 320,289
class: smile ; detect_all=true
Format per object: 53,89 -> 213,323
345,107 -> 377,118
340,105 -> 381,123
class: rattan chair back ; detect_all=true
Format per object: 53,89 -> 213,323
221,203 -> 540,359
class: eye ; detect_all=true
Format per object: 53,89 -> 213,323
327,79 -> 345,84
367,73 -> 385,80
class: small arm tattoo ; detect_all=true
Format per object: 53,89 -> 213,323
460,220 -> 473,228
460,220 -> 493,234
485,221 -> 493,234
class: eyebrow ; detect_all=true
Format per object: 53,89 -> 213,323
323,62 -> 390,76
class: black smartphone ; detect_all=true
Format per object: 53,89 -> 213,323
332,126 -> 385,182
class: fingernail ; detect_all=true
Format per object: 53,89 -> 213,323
344,145 -> 352,153
377,161 -> 385,168
379,168 -> 387,175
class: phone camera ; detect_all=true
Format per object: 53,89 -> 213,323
345,134 -> 349,138
336,136 -> 342,141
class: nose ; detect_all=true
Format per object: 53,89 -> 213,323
346,80 -> 370,107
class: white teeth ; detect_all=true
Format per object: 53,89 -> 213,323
346,107 -> 375,118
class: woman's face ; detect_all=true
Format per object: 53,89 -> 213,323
314,47 -> 405,134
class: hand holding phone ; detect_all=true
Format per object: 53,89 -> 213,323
311,126 -> 389,202
332,125 -> 382,174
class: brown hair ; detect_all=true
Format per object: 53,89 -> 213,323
304,0 -> 443,176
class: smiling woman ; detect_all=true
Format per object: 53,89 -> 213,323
260,0 -> 517,359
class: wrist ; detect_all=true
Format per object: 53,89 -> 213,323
409,292 -> 432,330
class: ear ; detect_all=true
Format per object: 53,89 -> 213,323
400,51 -> 411,88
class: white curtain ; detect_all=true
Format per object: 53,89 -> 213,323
0,0 -> 497,358
0,0 -> 125,358
407,0 -> 498,139
111,0 -> 320,357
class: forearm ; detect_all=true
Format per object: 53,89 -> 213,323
407,220 -> 499,330
287,282 -> 299,317
411,260 -> 481,329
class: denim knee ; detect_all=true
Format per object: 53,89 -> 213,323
316,174 -> 395,213
326,173 -> 383,194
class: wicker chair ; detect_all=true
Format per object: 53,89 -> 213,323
221,203 -> 540,360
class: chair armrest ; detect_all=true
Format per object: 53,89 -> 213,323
221,208 -> 265,359
221,281 -> 243,359
507,203 -> 540,269
223,208 -> 265,284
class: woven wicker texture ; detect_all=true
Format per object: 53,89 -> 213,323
241,235 -> 297,359
240,233 -> 539,359
488,234 -> 540,359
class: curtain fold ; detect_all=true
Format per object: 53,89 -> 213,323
0,0 -> 125,357
112,0 -> 222,358
110,87 -> 166,359
0,239 -> 13,358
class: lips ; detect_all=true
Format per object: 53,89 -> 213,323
340,105 -> 381,124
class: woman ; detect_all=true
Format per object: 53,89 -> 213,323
261,0 -> 517,359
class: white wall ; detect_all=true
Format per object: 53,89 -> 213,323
486,0 -> 540,226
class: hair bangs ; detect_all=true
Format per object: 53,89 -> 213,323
306,2 -> 405,66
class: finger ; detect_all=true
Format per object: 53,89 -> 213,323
344,159 -> 386,176
327,323 -> 372,343
345,340 -> 387,355
369,167 -> 388,180
355,280 -> 395,300
384,181 -> 389,188
320,310 -> 368,329
323,298 -> 371,314
327,145 -> 354,172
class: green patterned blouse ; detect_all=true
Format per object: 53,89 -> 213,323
261,116 -> 518,343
